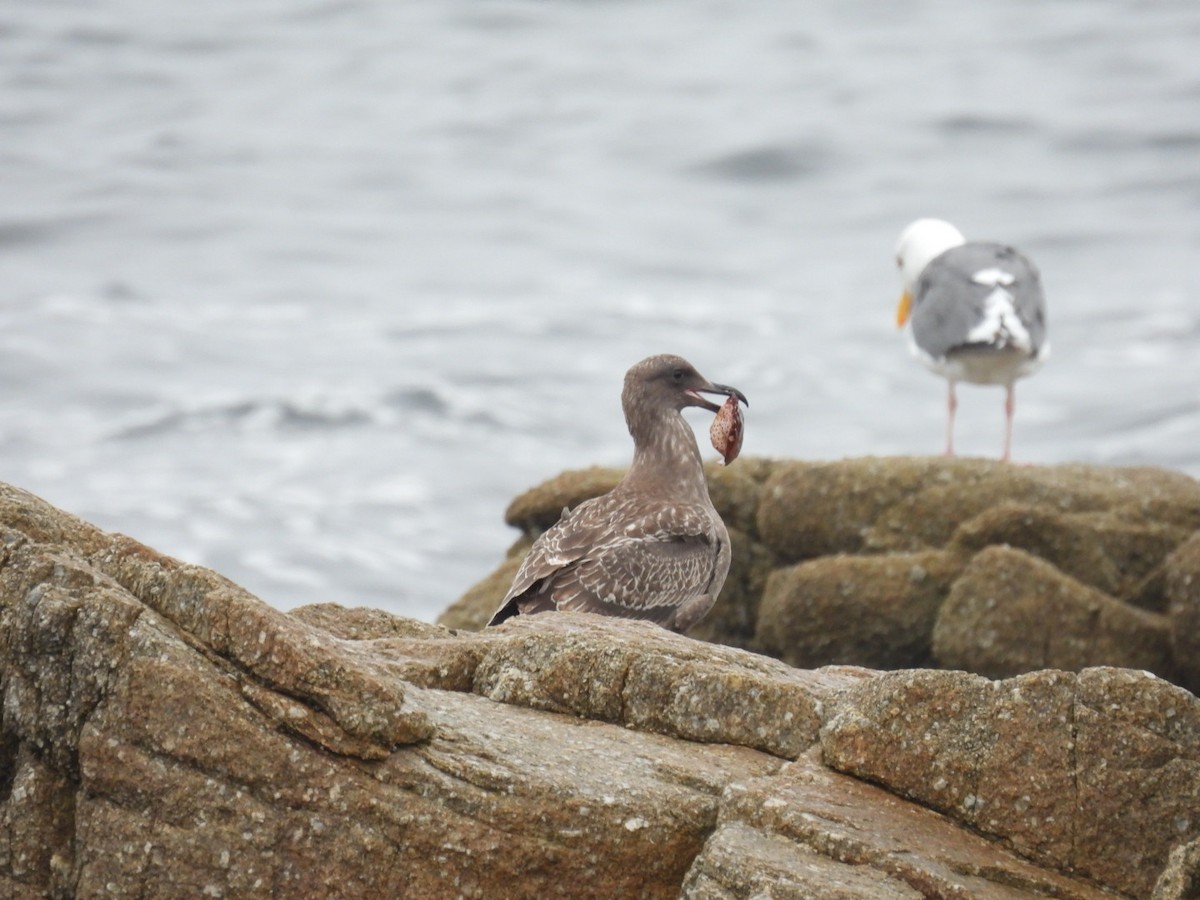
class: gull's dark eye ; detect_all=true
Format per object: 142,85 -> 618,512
672,368 -> 685,382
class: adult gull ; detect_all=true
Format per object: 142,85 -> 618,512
487,354 -> 748,633
894,218 -> 1048,461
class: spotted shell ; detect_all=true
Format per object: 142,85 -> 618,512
709,395 -> 744,465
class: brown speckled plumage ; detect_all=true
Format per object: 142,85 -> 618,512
487,354 -> 748,634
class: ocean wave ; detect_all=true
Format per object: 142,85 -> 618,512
103,383 -> 518,441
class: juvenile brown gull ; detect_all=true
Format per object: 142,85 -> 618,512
894,217 -> 1049,461
487,354 -> 748,633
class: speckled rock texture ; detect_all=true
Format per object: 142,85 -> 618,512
1166,532 -> 1200,694
4,479 -> 1199,897
821,667 -> 1200,899
443,457 -> 1200,689
1152,835 -> 1200,900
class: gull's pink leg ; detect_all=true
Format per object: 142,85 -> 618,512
945,380 -> 957,457
1001,383 -> 1015,462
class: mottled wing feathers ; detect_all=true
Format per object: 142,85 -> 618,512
573,531 -> 718,608
487,492 -> 728,628
497,495 -> 615,605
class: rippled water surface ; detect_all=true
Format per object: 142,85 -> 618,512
3,0 -> 1199,621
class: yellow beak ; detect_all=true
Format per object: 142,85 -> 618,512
895,290 -> 912,327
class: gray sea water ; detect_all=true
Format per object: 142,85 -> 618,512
3,0 -> 1199,622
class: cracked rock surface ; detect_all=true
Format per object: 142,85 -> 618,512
2,479 -> 1199,897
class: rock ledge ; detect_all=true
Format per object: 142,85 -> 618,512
2,478 -> 1198,898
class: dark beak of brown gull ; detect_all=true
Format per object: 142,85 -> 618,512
686,382 -> 749,414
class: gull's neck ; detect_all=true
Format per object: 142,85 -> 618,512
623,407 -> 710,504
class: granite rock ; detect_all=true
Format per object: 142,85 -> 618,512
448,457 -> 1200,687
821,666 -> 1200,898
758,550 -> 961,669
1165,532 -> 1200,694
933,545 -> 1176,679
1152,835 -> 1200,900
6,481 -> 1195,896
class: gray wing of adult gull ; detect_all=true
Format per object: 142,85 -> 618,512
912,242 -> 1046,361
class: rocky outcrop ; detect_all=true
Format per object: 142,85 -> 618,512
1166,532 -> 1200,693
3,480 -> 1200,897
822,667 -> 1200,899
933,546 -> 1176,679
444,457 -> 1200,690
686,751 -> 1138,900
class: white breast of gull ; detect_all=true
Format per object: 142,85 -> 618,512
487,354 -> 748,634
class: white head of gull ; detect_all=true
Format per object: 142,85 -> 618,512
894,218 -> 1049,462
487,354 -> 748,634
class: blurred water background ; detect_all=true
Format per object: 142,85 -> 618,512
2,0 -> 1199,622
